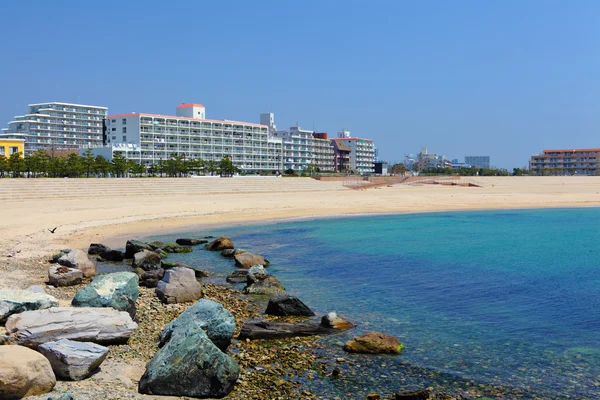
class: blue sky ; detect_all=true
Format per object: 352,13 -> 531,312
1,0 -> 598,168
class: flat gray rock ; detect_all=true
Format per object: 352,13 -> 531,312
48,265 -> 83,287
0,290 -> 59,323
39,339 -> 109,380
5,307 -> 137,348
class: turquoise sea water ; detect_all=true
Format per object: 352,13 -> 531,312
146,208 -> 600,399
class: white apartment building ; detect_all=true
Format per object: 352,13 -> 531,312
0,102 -> 107,154
271,126 -> 334,172
101,104 -> 283,173
416,147 -> 451,170
331,130 -> 375,174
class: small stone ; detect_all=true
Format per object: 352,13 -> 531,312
48,265 -> 83,287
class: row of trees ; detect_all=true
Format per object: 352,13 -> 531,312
0,149 -> 240,178
388,162 -> 518,176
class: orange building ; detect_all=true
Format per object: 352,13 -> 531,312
529,148 -> 600,175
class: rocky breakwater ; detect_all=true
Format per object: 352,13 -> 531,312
206,236 -> 234,251
132,249 -> 164,288
56,249 -> 96,277
139,298 -> 239,398
5,307 -> 138,348
71,272 -> 139,318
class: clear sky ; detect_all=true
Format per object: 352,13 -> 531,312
1,0 -> 598,169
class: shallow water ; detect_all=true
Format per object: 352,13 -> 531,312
142,208 -> 600,399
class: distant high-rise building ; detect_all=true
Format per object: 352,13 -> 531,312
1,102 -> 107,154
465,156 -> 490,169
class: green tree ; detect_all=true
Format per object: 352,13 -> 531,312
205,160 -> 219,176
390,163 -> 408,175
94,155 -> 110,177
8,152 -> 24,178
127,160 -> 146,177
0,155 -> 7,178
65,153 -> 82,177
82,148 -> 95,178
219,156 -> 238,177
111,152 -> 128,177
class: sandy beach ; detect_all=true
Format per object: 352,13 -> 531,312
1,175 -> 600,399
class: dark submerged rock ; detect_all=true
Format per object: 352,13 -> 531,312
88,243 -> 110,255
265,293 -> 315,316
175,238 -> 208,246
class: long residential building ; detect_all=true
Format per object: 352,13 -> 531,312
331,130 -> 375,174
529,148 -> 600,175
98,103 -> 283,173
1,102 -> 107,154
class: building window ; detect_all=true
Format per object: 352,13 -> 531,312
111,127 -> 116,131
0,147 -> 5,156
122,119 -> 127,124
111,119 -> 116,123
122,127 -> 127,133
112,136 -> 116,141
122,136 -> 127,142
9,146 -> 19,155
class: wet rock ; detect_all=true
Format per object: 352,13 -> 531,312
147,241 -> 164,250
134,268 -> 165,288
88,243 -> 110,255
158,298 -> 235,351
38,339 -> 109,381
394,389 -> 431,400
57,249 -> 96,277
221,248 -> 247,258
0,289 -> 59,323
239,320 -> 338,340
226,269 -> 248,283
162,242 -> 193,254
343,331 -> 404,354
5,307 -> 137,348
0,345 -> 56,398
175,238 -> 208,246
125,240 -> 154,258
132,250 -> 161,270
242,265 -> 285,295
139,320 -> 239,398
206,237 -> 234,251
234,252 -> 268,268
155,267 -> 202,304
71,272 -> 139,318
48,265 -> 83,287
98,249 -> 125,262
265,293 -> 315,316
321,312 -> 355,330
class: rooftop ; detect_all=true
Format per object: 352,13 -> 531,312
176,103 -> 205,109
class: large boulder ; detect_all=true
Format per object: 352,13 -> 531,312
155,267 -> 202,304
265,293 -> 315,317
343,332 -> 404,354
98,250 -> 125,262
48,265 -> 83,287
158,299 -> 235,351
242,265 -> 285,295
38,339 -> 109,381
88,243 -> 110,255
233,252 -> 268,268
0,345 -> 56,398
0,289 -> 59,323
139,323 -> 239,398
125,240 -> 154,259
57,249 -> 96,277
134,268 -> 165,288
206,237 -> 234,251
71,272 -> 139,318
321,312 -> 355,330
132,250 -> 161,270
162,243 -> 192,254
175,238 -> 208,246
5,307 -> 138,348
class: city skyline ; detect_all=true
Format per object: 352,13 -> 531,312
1,1 -> 598,169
